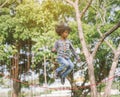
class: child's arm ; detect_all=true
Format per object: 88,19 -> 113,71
52,41 -> 58,53
70,42 -> 80,62
52,48 -> 56,52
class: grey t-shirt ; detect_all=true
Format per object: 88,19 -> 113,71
54,39 -> 79,60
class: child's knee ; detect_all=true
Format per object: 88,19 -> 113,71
65,62 -> 70,68
70,64 -> 74,69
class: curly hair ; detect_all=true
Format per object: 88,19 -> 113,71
55,23 -> 71,36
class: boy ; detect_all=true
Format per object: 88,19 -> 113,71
52,23 -> 80,85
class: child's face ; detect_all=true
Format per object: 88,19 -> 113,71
61,30 -> 69,39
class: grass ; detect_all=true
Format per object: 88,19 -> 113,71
110,95 -> 120,97
87,95 -> 120,97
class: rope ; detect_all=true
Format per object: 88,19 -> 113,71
0,72 -> 120,90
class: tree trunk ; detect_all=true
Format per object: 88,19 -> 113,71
68,73 -> 82,97
27,39 -> 31,72
11,43 -> 21,97
74,3 -> 98,97
103,50 -> 120,97
44,55 -> 47,85
87,56 -> 97,97
12,81 -> 21,97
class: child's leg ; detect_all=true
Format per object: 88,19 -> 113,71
56,56 -> 69,74
61,58 -> 74,78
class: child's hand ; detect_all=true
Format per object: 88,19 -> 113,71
77,58 -> 81,62
51,48 -> 56,52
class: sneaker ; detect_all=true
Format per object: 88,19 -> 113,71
54,71 -> 60,79
60,76 -> 65,85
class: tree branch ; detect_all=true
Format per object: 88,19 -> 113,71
97,26 -> 116,53
105,40 -> 116,52
80,0 -> 93,19
65,0 -> 75,7
92,21 -> 120,58
117,44 -> 120,52
0,0 -> 8,8
75,0 -> 79,5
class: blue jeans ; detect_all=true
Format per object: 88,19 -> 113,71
56,56 -> 74,78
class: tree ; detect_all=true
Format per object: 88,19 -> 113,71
94,1 -> 120,96
0,0 -> 120,97
0,0 -> 73,97
65,0 -> 120,97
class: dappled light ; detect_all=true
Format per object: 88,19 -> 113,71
0,0 -> 120,97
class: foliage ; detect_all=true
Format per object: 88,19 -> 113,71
0,0 -> 120,96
